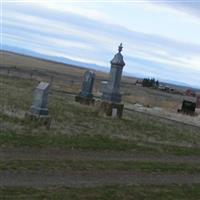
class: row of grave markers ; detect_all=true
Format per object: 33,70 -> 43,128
25,44 -> 126,128
25,43 -> 199,128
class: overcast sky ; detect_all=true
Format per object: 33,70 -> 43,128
1,0 -> 200,87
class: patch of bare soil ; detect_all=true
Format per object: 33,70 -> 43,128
1,170 -> 200,187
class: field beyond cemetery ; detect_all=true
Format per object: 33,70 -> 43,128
0,51 -> 200,199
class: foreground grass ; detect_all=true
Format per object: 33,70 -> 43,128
1,184 -> 200,200
1,131 -> 200,155
1,108 -> 200,155
1,160 -> 200,174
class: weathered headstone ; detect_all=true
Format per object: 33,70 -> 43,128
101,43 -> 125,118
26,82 -> 51,127
30,82 -> 50,115
75,71 -> 95,105
75,70 -> 95,105
178,97 -> 196,115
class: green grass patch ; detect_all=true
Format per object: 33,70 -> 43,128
0,132 -> 200,156
0,132 -> 151,152
0,160 -> 200,174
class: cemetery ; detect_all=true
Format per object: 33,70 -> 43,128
0,48 -> 200,198
1,0 -> 200,198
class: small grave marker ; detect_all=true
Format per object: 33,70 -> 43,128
26,81 -> 51,128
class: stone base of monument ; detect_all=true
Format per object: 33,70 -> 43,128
75,95 -> 95,105
100,101 -> 124,118
25,112 -> 51,129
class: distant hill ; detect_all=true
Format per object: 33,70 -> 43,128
1,45 -> 110,73
1,45 -> 199,90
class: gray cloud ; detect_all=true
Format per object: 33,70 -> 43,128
3,1 -> 200,87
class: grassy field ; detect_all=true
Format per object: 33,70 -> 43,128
1,74 -> 200,154
1,160 -> 200,174
1,185 -> 200,200
0,52 -> 200,199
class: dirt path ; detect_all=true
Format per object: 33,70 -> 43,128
1,148 -> 200,163
1,148 -> 200,187
1,170 -> 200,187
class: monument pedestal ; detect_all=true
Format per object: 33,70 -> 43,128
100,101 -> 124,118
25,111 -> 51,129
29,105 -> 48,115
101,91 -> 122,103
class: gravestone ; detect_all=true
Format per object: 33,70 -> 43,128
178,99 -> 196,115
25,82 -> 51,127
101,43 -> 125,118
75,70 -> 95,105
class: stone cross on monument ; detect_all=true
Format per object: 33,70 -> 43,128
101,43 -> 125,118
